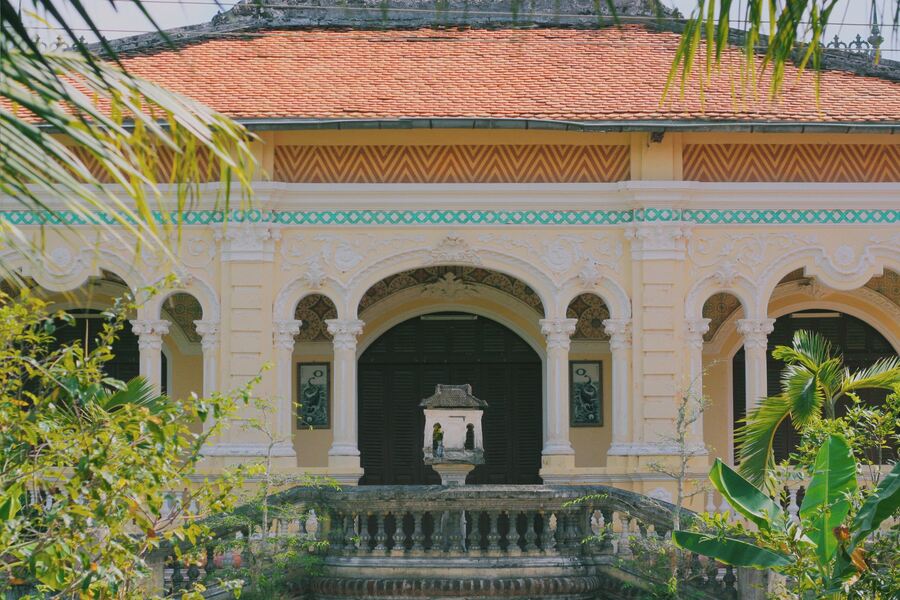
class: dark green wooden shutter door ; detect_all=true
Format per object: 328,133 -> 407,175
733,311 -> 896,463
358,313 -> 542,485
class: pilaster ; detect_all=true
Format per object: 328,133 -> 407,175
622,220 -> 693,463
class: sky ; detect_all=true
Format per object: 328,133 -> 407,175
20,0 -> 899,58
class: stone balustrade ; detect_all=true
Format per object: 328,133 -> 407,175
156,484 -> 763,599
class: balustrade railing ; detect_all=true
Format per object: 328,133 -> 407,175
153,484 -> 756,598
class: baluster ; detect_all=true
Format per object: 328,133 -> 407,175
373,512 -> 388,552
411,512 -> 425,555
487,511 -> 502,554
705,490 -> 717,514
617,513 -> 632,556
330,511 -> 345,552
187,560 -> 200,590
359,512 -> 372,553
705,558 -> 719,589
540,510 -> 555,553
524,511 -> 539,554
718,495 -> 733,521
787,487 -> 800,523
507,511 -> 523,556
689,552 -> 703,583
343,514 -> 358,554
170,559 -> 184,595
723,565 -> 738,599
467,510 -> 482,554
204,545 -> 216,578
447,510 -> 465,554
598,508 -> 613,552
430,510 -> 447,553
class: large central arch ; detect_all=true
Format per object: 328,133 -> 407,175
358,311 -> 543,485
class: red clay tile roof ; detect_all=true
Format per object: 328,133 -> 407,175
116,26 -> 900,124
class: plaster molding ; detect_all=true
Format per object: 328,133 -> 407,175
273,319 -> 302,351
625,222 -> 692,261
421,272 -> 478,300
193,319 -> 220,352
200,442 -> 297,457
539,318 -> 578,350
736,318 -> 776,350
215,223 -> 281,262
607,441 -> 708,456
430,232 -> 481,265
325,319 -> 365,351
685,318 -> 711,350
131,319 -> 171,351
602,318 -> 632,350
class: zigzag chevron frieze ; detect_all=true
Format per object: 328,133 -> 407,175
683,144 -> 900,182
273,144 -> 631,183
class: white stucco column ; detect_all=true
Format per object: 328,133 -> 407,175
737,318 -> 775,413
194,320 -> 220,398
272,319 -> 302,453
684,318 -> 710,443
131,319 -> 170,392
603,318 -> 632,455
539,318 -> 577,464
326,318 -> 365,481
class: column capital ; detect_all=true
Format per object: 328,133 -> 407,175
273,319 -> 302,351
194,319 -> 220,352
737,318 -> 776,350
131,319 -> 170,350
602,318 -> 632,350
539,318 -> 578,350
624,221 -> 692,261
684,318 -> 711,349
326,318 -> 365,351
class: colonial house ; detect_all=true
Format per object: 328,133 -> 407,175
7,0 -> 899,505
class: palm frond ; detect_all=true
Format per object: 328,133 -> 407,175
841,357 -> 900,395
779,363 -> 823,426
736,394 -> 792,491
667,1 -> 842,100
98,376 -> 162,413
1,4 -> 255,261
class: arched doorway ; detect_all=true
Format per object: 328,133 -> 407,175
53,308 -> 141,383
733,310 -> 896,462
358,312 -> 542,485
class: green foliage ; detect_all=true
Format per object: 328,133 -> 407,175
799,434 -> 857,564
675,435 -> 900,599
737,330 -> 900,491
2,0 -> 255,256
0,291 -> 253,598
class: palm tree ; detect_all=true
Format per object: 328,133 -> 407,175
737,329 -> 900,491
1,0 -> 255,257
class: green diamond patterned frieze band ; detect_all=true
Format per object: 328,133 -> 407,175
0,209 -> 896,226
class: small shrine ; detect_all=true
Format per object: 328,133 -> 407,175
420,384 -> 487,485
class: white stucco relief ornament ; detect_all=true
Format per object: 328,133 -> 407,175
430,232 -> 481,265
541,236 -> 581,273
647,487 -> 673,504
182,236 -> 217,269
688,233 -> 816,271
422,272 -> 477,299
712,261 -> 739,288
214,223 -> 280,262
302,258 -> 327,289
625,222 -> 692,260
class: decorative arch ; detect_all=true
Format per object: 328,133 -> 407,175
712,282 -> 900,359
273,276 -> 343,323
755,243 -> 900,317
345,243 -> 558,319
356,285 -> 546,359
557,274 -> 631,321
0,247 -> 147,295
685,270 -> 757,321
146,273 -> 219,323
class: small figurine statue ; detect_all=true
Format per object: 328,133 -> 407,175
432,423 -> 444,458
464,423 -> 475,451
